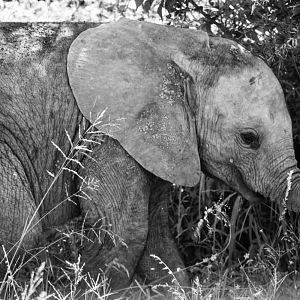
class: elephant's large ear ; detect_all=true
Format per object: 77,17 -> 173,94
67,19 -> 209,186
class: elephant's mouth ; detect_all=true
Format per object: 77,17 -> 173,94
202,163 -> 263,204
230,169 -> 264,204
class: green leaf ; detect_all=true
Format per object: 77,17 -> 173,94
165,0 -> 176,13
157,0 -> 165,20
143,0 -> 155,13
292,5 -> 300,18
135,0 -> 144,9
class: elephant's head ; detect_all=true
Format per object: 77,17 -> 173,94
67,19 -> 300,211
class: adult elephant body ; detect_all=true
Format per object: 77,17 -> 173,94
0,19 -> 299,292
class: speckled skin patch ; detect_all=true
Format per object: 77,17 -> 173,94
0,23 -> 78,60
137,62 -> 186,149
158,63 -> 185,105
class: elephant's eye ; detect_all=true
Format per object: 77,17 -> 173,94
240,131 -> 260,149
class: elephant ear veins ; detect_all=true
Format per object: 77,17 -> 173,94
67,18 -> 204,187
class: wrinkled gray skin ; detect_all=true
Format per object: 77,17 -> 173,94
0,19 -> 299,295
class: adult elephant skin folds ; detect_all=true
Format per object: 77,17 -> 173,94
0,19 -> 299,294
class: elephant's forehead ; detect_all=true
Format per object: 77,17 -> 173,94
213,64 -> 287,124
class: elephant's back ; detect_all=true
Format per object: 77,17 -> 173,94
0,22 -> 97,145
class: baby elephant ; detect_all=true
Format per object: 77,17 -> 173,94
0,19 -> 298,294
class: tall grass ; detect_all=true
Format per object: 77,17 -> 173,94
0,112 -> 123,299
169,171 -> 300,299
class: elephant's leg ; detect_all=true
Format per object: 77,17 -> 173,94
0,146 -> 42,276
79,137 -> 150,291
136,178 -> 189,291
